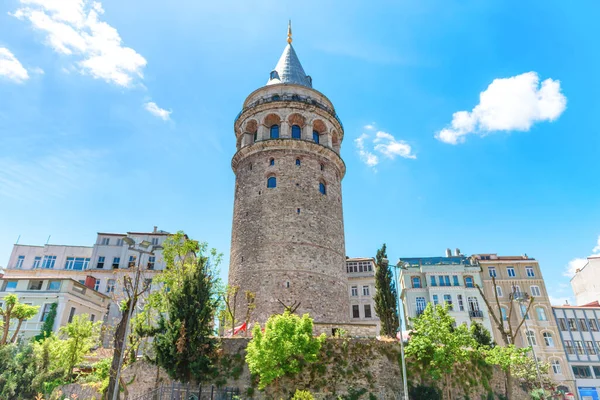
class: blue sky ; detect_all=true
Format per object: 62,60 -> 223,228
1,0 -> 599,305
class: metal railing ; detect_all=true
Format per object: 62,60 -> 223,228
469,310 -> 484,318
131,383 -> 239,400
234,94 -> 343,130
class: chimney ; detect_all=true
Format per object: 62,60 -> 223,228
84,276 -> 97,290
153,226 -> 158,233
455,248 -> 460,256
445,248 -> 452,257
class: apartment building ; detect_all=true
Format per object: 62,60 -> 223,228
4,227 -> 169,328
345,257 -> 379,336
553,301 -> 600,400
571,256 -> 600,306
475,253 -> 574,392
398,250 -> 493,333
0,276 -> 108,341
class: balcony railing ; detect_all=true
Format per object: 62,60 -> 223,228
234,94 -> 343,130
469,310 -> 484,318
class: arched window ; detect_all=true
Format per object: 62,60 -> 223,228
319,182 -> 326,195
270,125 -> 279,139
313,130 -> 320,144
551,360 -> 562,374
269,158 -> 275,166
267,176 -> 276,188
296,159 -> 301,166
526,330 -> 537,346
536,307 -> 547,321
543,332 -> 554,347
291,125 -> 301,139
496,285 -> 503,297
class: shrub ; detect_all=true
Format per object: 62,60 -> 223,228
292,389 -> 314,400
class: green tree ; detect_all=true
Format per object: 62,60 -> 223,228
0,343 -> 40,399
470,321 -> 493,348
59,314 -> 101,378
0,294 -> 40,345
246,312 -> 325,392
373,244 -> 399,337
405,303 -> 477,399
153,234 -> 221,383
35,303 -> 57,341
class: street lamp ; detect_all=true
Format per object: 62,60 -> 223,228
382,258 -> 409,400
512,291 -> 544,393
111,238 -> 161,400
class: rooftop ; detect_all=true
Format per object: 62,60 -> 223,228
400,256 -> 475,267
265,22 -> 312,88
553,300 -> 600,309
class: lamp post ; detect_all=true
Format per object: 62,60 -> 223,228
382,258 -> 409,400
111,238 -> 160,400
512,292 -> 544,394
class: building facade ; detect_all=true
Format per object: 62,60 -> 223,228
476,254 -> 574,391
228,25 -> 352,334
553,302 -> 600,400
571,256 -> 600,306
346,258 -> 379,333
0,276 -> 108,341
4,227 -> 169,328
398,251 -> 493,334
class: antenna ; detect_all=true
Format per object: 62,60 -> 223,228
46,235 -> 51,245
15,234 -> 20,244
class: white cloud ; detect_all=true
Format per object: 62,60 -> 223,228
364,124 -> 375,131
563,234 -> 600,277
144,102 -> 171,121
374,131 -> 416,160
548,295 -> 574,306
0,47 -> 29,83
436,72 -> 567,144
12,0 -> 146,87
355,133 -> 379,167
29,66 -> 45,75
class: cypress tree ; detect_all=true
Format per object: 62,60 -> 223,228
373,243 -> 399,337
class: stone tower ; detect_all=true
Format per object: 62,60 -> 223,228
228,23 -> 350,331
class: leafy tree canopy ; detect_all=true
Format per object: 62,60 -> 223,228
373,244 -> 399,337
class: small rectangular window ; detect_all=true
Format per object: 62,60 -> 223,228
32,256 -> 41,269
364,304 -> 372,318
530,286 -> 541,297
507,267 -> 515,277
41,255 -> 56,269
352,305 -> 360,318
412,277 -> 421,288
588,318 -> 599,331
15,255 -> 24,269
128,255 -> 136,268
40,303 -> 53,322
430,276 -> 437,287
106,279 -> 116,293
148,256 -> 156,270
526,267 -> 535,277
572,365 -> 592,379
362,285 -> 370,296
568,318 -> 577,331
151,237 -> 159,246
2,280 -> 18,291
47,280 -> 61,291
116,238 -> 124,246
457,295 -> 464,311
94,279 -> 100,292
557,318 -> 567,331
579,318 -> 589,331
90,314 -> 96,322
97,256 -> 105,269
112,257 -> 120,269
351,286 -> 358,297
68,307 -> 76,323
101,237 -> 110,245
443,294 -> 453,310
488,267 -> 496,277
453,276 -> 459,286
433,295 -> 439,305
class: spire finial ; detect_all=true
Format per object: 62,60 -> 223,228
287,20 -> 292,44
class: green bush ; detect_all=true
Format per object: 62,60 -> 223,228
292,389 -> 314,400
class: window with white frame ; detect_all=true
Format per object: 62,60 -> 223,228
557,318 -> 567,331
65,257 -> 91,270
352,305 -> 360,318
507,267 -> 515,277
47,280 -> 61,291
101,237 -> 110,245
106,279 -> 116,293
364,304 -> 372,318
457,294 -> 465,311
128,255 -> 136,267
433,295 -> 439,305
351,286 -> 358,297
416,297 -> 426,314
579,318 -> 589,331
520,304 -> 529,319
148,256 -> 155,270
536,307 -> 547,321
525,330 -> 537,346
574,340 -> 584,355
94,279 -> 100,291
112,257 -> 120,269
512,285 -> 522,296
443,294 -> 453,310
2,280 -> 17,291
151,237 -> 159,246
488,267 -> 496,277
28,280 -> 43,290
41,255 -> 56,269
551,360 -> 562,375
543,332 -> 554,347
412,276 -> 421,288
15,255 -> 24,269
567,318 -> 577,330
467,296 -> 480,312
585,341 -> 596,355
526,267 -> 535,277
116,238 -> 124,246
496,285 -> 503,297
530,286 -> 541,297
362,285 -> 370,296
500,307 -> 508,321
589,318 -> 599,331
564,340 -> 574,354
40,304 -> 54,322
32,256 -> 41,269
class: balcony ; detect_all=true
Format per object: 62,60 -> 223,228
469,310 -> 484,318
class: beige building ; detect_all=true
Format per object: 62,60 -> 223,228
571,255 -> 600,306
346,258 -> 379,332
0,276 -> 108,341
399,251 -> 493,334
475,253 -> 574,390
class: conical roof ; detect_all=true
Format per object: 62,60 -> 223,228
266,23 -> 312,88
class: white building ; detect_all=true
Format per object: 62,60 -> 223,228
398,250 -> 493,334
553,302 -> 600,399
0,276 -> 109,341
571,256 -> 600,306
346,258 -> 379,326
4,227 -> 170,330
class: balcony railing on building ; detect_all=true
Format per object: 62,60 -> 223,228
469,310 -> 483,318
